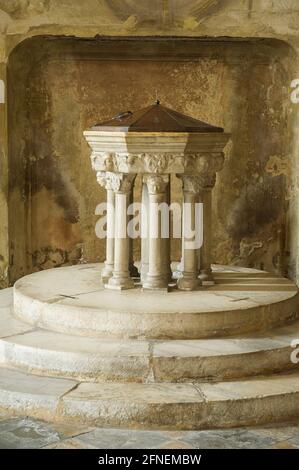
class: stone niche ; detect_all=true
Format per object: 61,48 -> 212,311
7,36 -> 292,283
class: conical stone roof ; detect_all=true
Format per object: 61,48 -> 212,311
91,101 -> 224,133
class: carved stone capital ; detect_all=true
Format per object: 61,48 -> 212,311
144,174 -> 169,195
109,173 -> 136,193
202,172 -> 217,189
184,152 -> 224,173
91,151 -> 185,174
91,151 -> 225,181
96,171 -> 108,188
184,152 -> 224,188
177,175 -> 202,194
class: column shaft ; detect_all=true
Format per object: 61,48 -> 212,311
164,178 -> 172,281
177,175 -> 202,291
142,175 -> 170,290
96,172 -> 115,283
107,173 -> 136,290
199,188 -> 214,284
140,179 -> 149,282
129,188 -> 139,278
101,186 -> 115,283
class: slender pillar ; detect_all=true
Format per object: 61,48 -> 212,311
96,172 -> 114,283
107,173 -> 136,290
199,188 -> 214,284
128,187 -> 139,278
140,178 -> 149,282
175,216 -> 184,278
164,178 -> 173,282
142,174 -> 170,290
177,175 -> 202,291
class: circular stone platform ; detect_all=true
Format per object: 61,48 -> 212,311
13,264 -> 299,339
0,264 -> 299,429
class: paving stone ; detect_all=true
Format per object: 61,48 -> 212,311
270,440 -> 298,449
1,420 -> 299,449
286,435 -> 299,448
77,428 -> 171,449
44,438 -> 96,449
248,422 -> 299,442
0,417 -> 61,449
160,430 -> 189,439
181,429 -> 275,449
48,420 -> 95,439
158,440 -> 194,449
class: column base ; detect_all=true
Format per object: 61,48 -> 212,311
106,275 -> 135,291
177,276 -> 202,291
142,274 -> 169,291
101,263 -> 114,284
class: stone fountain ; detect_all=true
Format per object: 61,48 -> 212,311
84,101 -> 230,291
0,102 -> 298,430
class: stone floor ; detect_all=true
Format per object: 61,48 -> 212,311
0,412 -> 298,449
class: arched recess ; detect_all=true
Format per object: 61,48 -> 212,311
6,35 -> 296,283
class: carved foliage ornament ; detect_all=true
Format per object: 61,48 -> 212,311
96,171 -> 136,192
178,174 -> 202,194
144,174 -> 169,195
184,153 -> 224,173
144,154 -> 177,174
91,151 -> 223,176
109,173 -> 136,193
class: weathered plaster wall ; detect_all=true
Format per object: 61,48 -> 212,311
6,37 -> 291,281
1,0 -> 299,284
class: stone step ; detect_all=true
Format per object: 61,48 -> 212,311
1,299 -> 299,382
0,367 -> 299,429
13,264 -> 299,339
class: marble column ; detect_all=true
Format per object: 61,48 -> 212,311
96,172 -> 114,283
199,187 -> 214,284
140,178 -> 149,282
175,218 -> 184,279
107,173 -> 136,290
164,178 -> 173,282
177,175 -> 202,291
142,174 -> 170,290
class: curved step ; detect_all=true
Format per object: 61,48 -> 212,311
13,264 -> 299,339
1,295 -> 299,382
0,367 -> 299,429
